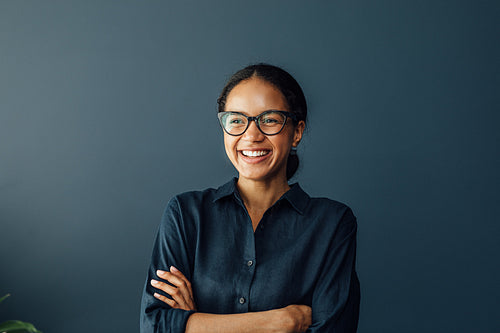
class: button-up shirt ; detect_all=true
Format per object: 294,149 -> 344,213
140,178 -> 360,332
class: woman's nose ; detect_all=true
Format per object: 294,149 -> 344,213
243,120 -> 265,140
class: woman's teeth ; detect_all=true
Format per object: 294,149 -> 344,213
241,150 -> 270,157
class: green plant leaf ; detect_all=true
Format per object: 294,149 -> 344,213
0,294 -> 11,304
0,320 -> 42,333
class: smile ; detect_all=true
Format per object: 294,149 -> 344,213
241,150 -> 270,157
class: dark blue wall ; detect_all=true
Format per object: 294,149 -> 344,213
1,1 -> 498,332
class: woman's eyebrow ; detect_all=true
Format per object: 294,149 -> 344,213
225,109 -> 285,114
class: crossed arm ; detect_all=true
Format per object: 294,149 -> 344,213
150,267 -> 312,333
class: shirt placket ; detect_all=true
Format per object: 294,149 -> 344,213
232,194 -> 257,312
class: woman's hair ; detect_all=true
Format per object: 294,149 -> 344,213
217,63 -> 307,180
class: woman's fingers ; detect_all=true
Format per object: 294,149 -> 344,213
157,269 -> 193,306
166,268 -> 195,307
150,278 -> 190,309
153,292 -> 176,308
169,266 -> 195,302
151,267 -> 196,311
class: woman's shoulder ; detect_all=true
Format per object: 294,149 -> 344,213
310,197 -> 356,222
159,185 -> 223,230
286,183 -> 357,229
291,183 -> 352,214
168,186 -> 218,208
295,185 -> 356,225
299,199 -> 357,247
167,179 -> 236,209
309,196 -> 353,213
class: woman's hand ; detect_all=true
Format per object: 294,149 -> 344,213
150,266 -> 197,311
278,304 -> 312,333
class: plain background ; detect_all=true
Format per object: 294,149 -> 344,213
1,1 -> 499,332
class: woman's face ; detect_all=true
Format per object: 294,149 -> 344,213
223,77 -> 305,183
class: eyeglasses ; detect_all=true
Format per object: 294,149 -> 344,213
218,110 -> 297,136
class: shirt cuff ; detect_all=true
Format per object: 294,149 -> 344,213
167,308 -> 196,332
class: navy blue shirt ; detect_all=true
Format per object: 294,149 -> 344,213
140,178 -> 360,332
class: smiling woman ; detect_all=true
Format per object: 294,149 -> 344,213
220,77 -> 305,203
140,64 -> 360,333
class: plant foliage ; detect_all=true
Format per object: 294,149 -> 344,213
0,294 -> 42,333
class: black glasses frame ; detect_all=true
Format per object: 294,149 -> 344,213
218,110 -> 297,136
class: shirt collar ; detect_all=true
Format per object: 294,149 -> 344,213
212,177 -> 239,202
213,178 -> 310,215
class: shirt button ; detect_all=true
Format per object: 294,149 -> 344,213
247,260 -> 253,267
239,297 -> 246,304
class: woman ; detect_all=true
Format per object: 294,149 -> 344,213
140,64 -> 360,332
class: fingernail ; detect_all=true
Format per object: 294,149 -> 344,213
156,270 -> 166,276
170,266 -> 179,273
153,293 -> 160,298
151,279 -> 159,286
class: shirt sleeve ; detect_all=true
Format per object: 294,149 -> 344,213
307,207 -> 361,333
140,197 -> 196,333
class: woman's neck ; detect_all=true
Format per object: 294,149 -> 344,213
236,176 -> 290,213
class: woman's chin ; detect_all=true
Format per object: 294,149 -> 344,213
237,167 -> 285,183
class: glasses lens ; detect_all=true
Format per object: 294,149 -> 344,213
258,112 -> 286,135
221,113 -> 248,135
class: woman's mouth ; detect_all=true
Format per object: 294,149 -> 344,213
241,150 -> 270,157
238,149 -> 271,164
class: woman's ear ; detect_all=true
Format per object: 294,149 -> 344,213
292,120 -> 305,147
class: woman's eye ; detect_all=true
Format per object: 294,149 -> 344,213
261,117 -> 280,124
229,118 -> 243,124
